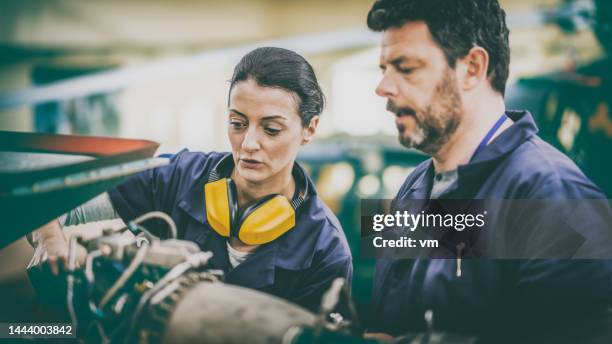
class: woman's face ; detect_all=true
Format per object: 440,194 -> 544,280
228,78 -> 318,184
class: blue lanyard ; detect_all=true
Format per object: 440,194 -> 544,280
471,113 -> 508,162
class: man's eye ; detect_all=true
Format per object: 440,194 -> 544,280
264,127 -> 281,136
400,67 -> 415,74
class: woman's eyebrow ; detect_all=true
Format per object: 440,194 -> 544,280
261,115 -> 288,121
229,109 -> 247,118
230,109 -> 287,121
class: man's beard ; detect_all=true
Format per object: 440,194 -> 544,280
388,68 -> 462,155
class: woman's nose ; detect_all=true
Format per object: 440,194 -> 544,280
241,127 -> 261,152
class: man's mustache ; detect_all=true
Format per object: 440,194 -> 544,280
387,101 -> 416,116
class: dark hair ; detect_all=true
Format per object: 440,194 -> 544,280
367,0 -> 510,95
229,47 -> 325,126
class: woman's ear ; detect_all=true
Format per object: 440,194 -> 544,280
302,116 -> 320,145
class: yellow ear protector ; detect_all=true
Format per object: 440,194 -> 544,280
204,156 -> 308,245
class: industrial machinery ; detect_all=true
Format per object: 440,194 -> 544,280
0,131 -> 165,248
28,212 -> 360,344
1,131 -> 362,343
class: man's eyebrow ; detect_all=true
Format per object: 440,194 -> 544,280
381,56 -> 423,70
380,56 -> 405,69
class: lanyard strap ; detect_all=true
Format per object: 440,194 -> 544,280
471,113 -> 508,162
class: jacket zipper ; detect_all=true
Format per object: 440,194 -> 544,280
456,242 -> 465,277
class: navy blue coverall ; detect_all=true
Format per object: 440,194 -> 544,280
369,110 -> 612,342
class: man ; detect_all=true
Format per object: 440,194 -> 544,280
365,0 -> 612,342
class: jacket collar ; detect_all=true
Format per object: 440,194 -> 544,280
466,110 -> 538,166
406,162 -> 435,199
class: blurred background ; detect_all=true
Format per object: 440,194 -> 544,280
1,0 -> 610,323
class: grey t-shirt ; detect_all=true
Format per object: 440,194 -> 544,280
430,170 -> 458,199
59,192 -> 119,226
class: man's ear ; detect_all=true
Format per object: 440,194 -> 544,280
458,46 -> 490,91
302,116 -> 320,145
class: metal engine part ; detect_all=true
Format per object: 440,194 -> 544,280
159,282 -> 316,344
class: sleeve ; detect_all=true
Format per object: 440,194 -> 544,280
512,259 -> 612,340
292,255 -> 353,313
507,178 -> 612,339
505,174 -> 612,259
289,221 -> 354,313
60,192 -> 119,226
107,149 -> 190,233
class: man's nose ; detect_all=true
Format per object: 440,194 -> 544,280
375,72 -> 398,99
241,127 -> 261,152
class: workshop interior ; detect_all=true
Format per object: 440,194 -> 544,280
0,0 -> 610,343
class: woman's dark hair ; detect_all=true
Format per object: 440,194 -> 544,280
367,0 -> 510,96
229,47 -> 325,127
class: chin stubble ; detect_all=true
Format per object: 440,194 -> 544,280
400,69 -> 462,155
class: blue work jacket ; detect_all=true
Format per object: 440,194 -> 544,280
369,110 -> 612,342
108,150 -> 352,312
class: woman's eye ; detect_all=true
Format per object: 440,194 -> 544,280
264,127 -> 281,136
400,67 -> 415,75
229,121 -> 246,130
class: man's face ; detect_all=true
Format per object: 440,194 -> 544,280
376,21 -> 462,155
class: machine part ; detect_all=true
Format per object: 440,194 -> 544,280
84,248 -> 111,343
128,223 -> 159,241
135,234 -> 151,247
28,211 -> 361,344
132,271 -> 219,343
131,239 -> 202,269
99,242 -> 149,309
160,282 -> 317,344
315,278 -> 361,336
0,131 -> 165,248
90,234 -> 137,261
125,251 -> 213,342
130,211 -> 177,239
0,131 -> 159,189
66,236 -> 79,328
319,278 -> 345,314
85,249 -> 110,317
391,332 -> 478,344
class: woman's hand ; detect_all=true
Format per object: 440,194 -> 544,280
27,220 -> 75,275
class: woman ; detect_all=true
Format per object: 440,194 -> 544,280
30,47 -> 352,312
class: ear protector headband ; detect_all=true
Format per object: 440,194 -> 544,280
204,155 -> 308,245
